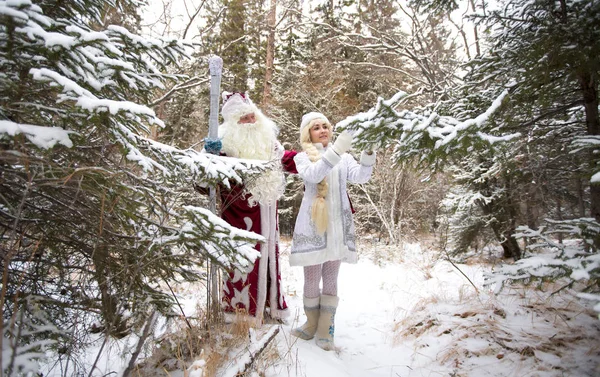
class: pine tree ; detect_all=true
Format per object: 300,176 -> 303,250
269,0 -> 311,141
219,0 -> 250,91
440,148 -> 524,257
341,0 -> 600,259
245,0 -> 268,102
470,0 -> 600,221
437,0 -> 600,254
0,0 -> 266,373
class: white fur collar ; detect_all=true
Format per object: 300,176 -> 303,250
313,142 -> 328,151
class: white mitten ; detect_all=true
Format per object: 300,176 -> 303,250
332,131 -> 353,155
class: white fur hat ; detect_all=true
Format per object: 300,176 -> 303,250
300,112 -> 329,134
221,91 -> 257,123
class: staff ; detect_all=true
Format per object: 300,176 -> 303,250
207,55 -> 223,319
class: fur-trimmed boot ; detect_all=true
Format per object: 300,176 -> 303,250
291,296 -> 320,340
315,295 -> 339,351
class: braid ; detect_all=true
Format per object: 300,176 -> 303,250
300,120 -> 332,235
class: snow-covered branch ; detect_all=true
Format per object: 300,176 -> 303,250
486,219 -> 600,308
336,89 -> 516,167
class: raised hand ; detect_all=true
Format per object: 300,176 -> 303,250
332,131 -> 353,156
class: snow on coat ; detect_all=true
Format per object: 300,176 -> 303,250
290,144 -> 376,266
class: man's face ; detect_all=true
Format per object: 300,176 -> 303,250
238,112 -> 256,124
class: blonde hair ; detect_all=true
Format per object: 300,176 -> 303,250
300,118 -> 334,235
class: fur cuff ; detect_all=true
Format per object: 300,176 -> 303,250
322,147 -> 341,166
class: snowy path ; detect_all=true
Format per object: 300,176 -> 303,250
266,241 -> 600,377
271,242 -> 477,377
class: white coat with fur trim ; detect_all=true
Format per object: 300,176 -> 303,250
290,144 -> 375,266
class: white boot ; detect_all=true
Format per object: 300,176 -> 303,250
291,296 -> 320,340
315,295 -> 339,351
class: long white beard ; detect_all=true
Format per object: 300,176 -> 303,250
220,119 -> 285,206
221,121 -> 273,160
245,168 -> 286,207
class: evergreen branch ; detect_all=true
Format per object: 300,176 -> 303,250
519,100 -> 584,129
337,89 -> 512,168
163,279 -> 192,330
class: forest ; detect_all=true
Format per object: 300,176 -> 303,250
1,0 -> 599,376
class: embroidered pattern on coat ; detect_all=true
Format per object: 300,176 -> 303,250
231,269 -> 247,284
337,163 -> 356,252
342,207 -> 355,249
292,231 -> 327,252
231,284 -> 250,310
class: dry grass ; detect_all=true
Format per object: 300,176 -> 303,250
132,307 -> 286,377
202,310 -> 280,377
392,279 -> 600,376
247,336 -> 284,376
132,315 -> 207,376
265,310 -> 309,377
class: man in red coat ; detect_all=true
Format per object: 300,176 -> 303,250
213,91 -> 297,322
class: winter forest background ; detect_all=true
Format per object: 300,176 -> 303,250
1,0 -> 599,376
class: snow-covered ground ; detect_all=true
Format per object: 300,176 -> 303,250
263,240 -> 600,377
41,240 -> 600,376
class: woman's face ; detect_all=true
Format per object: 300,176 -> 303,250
309,120 -> 331,147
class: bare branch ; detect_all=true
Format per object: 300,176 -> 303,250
183,0 -> 208,40
339,61 -> 429,86
448,17 -> 471,60
357,183 -> 396,243
150,76 -> 210,107
122,311 -> 158,377
194,6 -> 226,40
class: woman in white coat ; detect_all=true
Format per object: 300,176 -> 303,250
290,112 -> 376,350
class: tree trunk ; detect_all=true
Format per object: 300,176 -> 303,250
479,176 -> 522,260
556,197 -> 563,244
468,0 -> 481,56
577,177 -> 589,252
502,177 -> 522,259
501,227 -> 522,260
92,244 -> 128,337
577,177 -> 586,218
489,222 -> 521,260
261,0 -> 277,112
580,73 -> 600,222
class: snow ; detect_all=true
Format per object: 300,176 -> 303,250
5,2 -> 597,372
476,131 -> 521,144
270,241 -> 599,377
435,90 -> 511,148
187,359 -> 207,377
0,4 -> 29,20
35,239 -> 600,376
0,119 -> 74,148
221,326 -> 280,377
